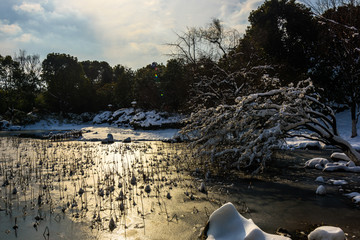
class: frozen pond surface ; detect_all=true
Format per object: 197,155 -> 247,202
0,137 -> 359,239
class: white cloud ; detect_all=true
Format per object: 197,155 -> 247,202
0,20 -> 22,35
13,2 -> 45,14
15,33 -> 40,43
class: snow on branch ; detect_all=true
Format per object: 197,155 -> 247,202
181,78 -> 360,173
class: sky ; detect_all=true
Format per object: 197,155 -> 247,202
0,0 -> 265,69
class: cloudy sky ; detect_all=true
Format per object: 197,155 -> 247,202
0,0 -> 264,69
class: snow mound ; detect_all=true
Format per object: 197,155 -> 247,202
308,226 -> 345,240
330,152 -> 351,161
206,202 -> 290,240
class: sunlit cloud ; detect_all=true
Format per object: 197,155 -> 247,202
0,20 -> 22,35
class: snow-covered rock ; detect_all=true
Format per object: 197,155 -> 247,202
315,176 -> 325,183
323,162 -> 360,172
206,202 -> 290,240
305,156 -> 360,173
330,152 -> 351,162
344,192 -> 360,204
316,185 -> 326,195
308,226 -> 345,240
305,158 -> 329,170
328,179 -> 348,185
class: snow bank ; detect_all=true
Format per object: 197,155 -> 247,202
305,157 -> 360,172
308,226 -> 345,240
206,202 -> 290,240
92,108 -> 184,129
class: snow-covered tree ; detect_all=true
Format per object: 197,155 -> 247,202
181,78 -> 360,173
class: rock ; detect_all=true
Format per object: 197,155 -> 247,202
123,137 -> 131,143
316,185 -> 326,195
308,226 -> 345,240
199,182 -> 207,193
106,133 -> 114,142
101,133 -> 114,144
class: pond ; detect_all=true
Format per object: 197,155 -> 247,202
0,136 -> 359,239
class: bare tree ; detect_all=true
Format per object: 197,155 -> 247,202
167,19 -> 240,65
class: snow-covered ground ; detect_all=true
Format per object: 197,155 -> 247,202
1,109 -> 360,145
285,109 -> 360,150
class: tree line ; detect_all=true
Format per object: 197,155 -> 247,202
1,0 -> 359,131
0,52 -> 191,118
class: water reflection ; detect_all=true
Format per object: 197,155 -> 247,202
0,137 -> 190,239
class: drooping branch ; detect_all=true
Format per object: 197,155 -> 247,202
182,79 -> 360,173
